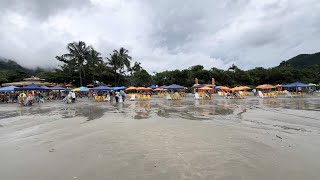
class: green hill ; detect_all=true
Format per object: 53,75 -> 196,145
280,52 -> 320,67
0,57 -> 30,72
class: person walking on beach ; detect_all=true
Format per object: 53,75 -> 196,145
71,91 -> 76,103
115,91 -> 120,103
19,91 -> 27,105
120,90 -> 126,102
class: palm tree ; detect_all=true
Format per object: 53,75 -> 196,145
62,41 -> 91,86
106,47 -> 132,85
86,48 -> 103,82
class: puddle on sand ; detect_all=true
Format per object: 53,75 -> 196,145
0,107 -> 54,120
132,100 -> 234,120
0,97 -> 319,122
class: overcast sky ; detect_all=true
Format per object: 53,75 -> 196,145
0,0 -> 319,72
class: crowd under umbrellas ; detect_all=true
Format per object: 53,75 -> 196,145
0,81 -> 319,105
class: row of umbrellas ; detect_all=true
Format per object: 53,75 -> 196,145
0,82 -> 313,92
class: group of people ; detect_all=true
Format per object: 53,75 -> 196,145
63,91 -> 76,103
88,90 -> 126,103
17,91 -> 47,106
63,90 -> 127,104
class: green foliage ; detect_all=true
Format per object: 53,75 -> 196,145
1,42 -> 319,87
281,52 -> 320,67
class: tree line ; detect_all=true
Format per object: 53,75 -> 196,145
1,41 -> 319,87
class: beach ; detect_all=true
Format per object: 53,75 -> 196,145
0,96 -> 320,180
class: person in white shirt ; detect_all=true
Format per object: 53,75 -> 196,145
71,91 -> 76,103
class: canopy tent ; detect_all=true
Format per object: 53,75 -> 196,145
14,83 -> 46,91
149,85 -> 157,89
0,86 -> 18,92
159,85 -> 169,89
50,86 -> 67,91
256,84 -> 276,89
166,84 -> 185,89
282,82 -> 310,88
125,86 -> 137,91
40,86 -> 49,90
90,86 -> 112,91
113,86 -> 126,91
73,86 -> 89,92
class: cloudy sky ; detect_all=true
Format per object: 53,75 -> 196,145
0,0 -> 319,72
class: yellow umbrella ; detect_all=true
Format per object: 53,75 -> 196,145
72,88 -> 80,92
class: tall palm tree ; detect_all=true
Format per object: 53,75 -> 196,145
62,41 -> 91,86
106,47 -> 132,85
86,48 -> 103,82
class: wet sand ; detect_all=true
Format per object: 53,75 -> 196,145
0,95 -> 320,180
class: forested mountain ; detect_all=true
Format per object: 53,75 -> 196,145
280,52 -> 320,68
0,57 -> 31,72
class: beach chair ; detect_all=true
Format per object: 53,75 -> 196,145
194,92 -> 202,100
258,91 -> 266,98
130,94 -> 136,101
284,90 -> 296,98
166,94 -> 172,100
239,91 -> 245,98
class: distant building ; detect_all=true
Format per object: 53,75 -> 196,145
1,76 -> 52,87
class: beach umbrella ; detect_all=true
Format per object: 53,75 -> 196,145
40,86 -> 49,90
73,86 -> 89,92
256,84 -> 276,89
219,86 -> 231,91
79,86 -> 89,91
126,86 -> 137,91
0,86 -> 18,92
65,84 -> 73,87
240,86 -> 251,90
282,82 -> 310,88
113,86 -> 126,91
87,84 -> 94,87
91,86 -> 112,91
159,85 -> 168,89
192,84 -> 205,88
149,85 -> 157,89
72,88 -> 80,92
154,88 -> 164,91
166,84 -> 185,89
50,86 -> 67,91
14,83 -> 46,91
199,86 -> 213,90
136,87 -> 152,91
231,86 -> 245,91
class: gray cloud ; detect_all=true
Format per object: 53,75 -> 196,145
0,0 -> 92,19
0,0 -> 319,71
